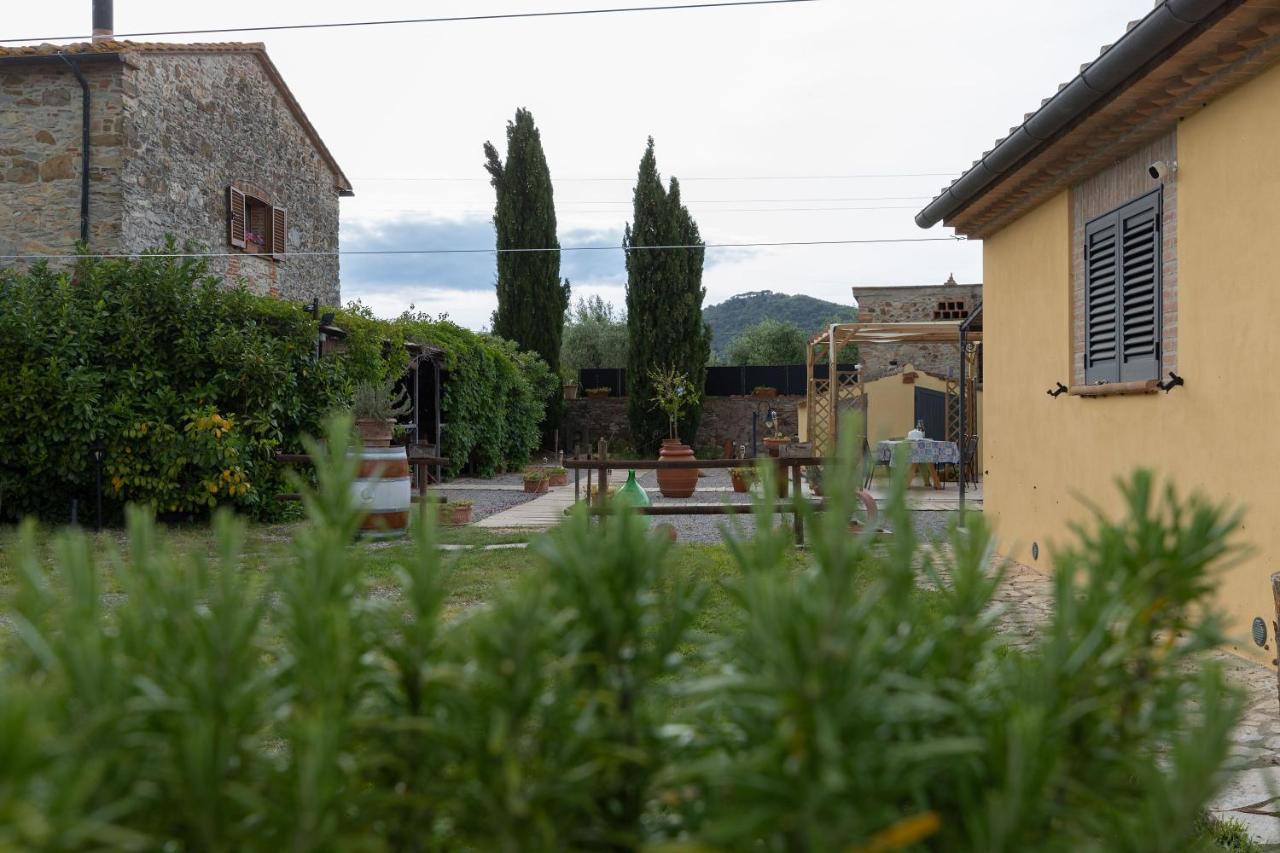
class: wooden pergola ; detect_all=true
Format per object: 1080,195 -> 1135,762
806,317 -> 983,458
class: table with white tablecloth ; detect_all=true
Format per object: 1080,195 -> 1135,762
875,439 -> 960,489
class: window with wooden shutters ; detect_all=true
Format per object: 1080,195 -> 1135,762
270,207 -> 287,262
1083,189 -> 1161,384
227,186 -> 246,249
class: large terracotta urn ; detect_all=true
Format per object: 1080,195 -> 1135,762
656,439 -> 698,498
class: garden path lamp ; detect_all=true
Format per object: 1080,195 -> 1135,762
91,440 -> 105,530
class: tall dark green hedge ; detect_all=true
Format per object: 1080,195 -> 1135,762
0,252 -> 550,523
485,108 -> 570,435
624,138 -> 711,453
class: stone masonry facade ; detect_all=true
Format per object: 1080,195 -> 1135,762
852,277 -> 982,381
564,396 -> 802,454
0,60 -> 126,256
0,43 -> 349,305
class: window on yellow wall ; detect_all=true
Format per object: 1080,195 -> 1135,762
1083,189 -> 1161,384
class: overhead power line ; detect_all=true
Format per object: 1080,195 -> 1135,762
1,236 -> 965,262
358,196 -> 935,206
355,172 -> 956,183
356,205 -> 925,214
0,0 -> 818,44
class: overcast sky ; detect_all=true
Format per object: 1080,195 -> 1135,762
12,0 -> 1155,328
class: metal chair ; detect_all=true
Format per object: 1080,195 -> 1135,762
864,435 -> 891,488
961,435 -> 980,485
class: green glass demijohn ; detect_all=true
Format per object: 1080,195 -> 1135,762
615,469 -> 651,518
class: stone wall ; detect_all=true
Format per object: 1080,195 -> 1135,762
122,53 -> 341,304
0,61 -> 126,257
852,278 -> 982,381
563,396 -> 802,454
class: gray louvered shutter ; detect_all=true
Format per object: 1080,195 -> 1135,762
1117,193 -> 1161,381
1084,214 -> 1120,384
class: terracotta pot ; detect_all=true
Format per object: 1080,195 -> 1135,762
439,505 -> 473,526
357,417 -> 395,447
774,471 -> 789,499
752,388 -> 777,399
547,472 -> 568,487
523,477 -> 549,494
563,384 -> 579,400
762,436 -> 790,457
656,439 -> 698,498
586,389 -> 610,399
730,471 -> 752,493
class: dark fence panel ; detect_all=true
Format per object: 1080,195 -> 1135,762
581,361 -> 860,394
578,367 -> 627,397
577,364 -> 859,397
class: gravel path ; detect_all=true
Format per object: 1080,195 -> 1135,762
426,488 -> 539,523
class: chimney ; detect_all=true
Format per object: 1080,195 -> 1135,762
92,0 -> 113,42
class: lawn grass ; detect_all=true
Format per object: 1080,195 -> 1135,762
0,519 -> 804,632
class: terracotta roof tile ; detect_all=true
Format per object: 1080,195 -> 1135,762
0,40 -> 267,58
0,40 -> 351,195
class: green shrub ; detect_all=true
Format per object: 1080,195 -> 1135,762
0,253 -> 550,522
0,417 -> 1247,849
0,251 -> 342,522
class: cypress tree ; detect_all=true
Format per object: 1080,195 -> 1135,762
485,108 -> 570,434
624,138 -> 711,454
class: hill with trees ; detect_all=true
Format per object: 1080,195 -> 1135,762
704,291 -> 856,356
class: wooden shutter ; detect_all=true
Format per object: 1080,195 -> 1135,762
1117,194 -> 1160,381
270,206 -> 287,262
227,186 -> 246,249
1083,189 -> 1161,384
1084,214 -> 1120,384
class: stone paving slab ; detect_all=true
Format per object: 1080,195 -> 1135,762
985,556 -> 1280,848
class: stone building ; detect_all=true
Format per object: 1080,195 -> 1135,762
0,40 -> 352,304
851,275 -> 982,381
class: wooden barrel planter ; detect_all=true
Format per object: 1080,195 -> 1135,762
351,445 -> 411,538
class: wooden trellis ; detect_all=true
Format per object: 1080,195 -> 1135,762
806,321 -> 983,456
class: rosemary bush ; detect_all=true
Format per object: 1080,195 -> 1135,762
0,419 -> 1246,850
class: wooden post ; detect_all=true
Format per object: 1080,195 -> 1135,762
791,461 -> 804,546
597,438 -> 609,508
827,327 -> 839,452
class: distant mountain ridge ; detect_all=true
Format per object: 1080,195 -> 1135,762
703,290 -> 857,355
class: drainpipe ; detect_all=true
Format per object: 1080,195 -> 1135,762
57,53 -> 91,246
958,326 -> 967,518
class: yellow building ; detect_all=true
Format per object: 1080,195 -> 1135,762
916,1 -> 1280,663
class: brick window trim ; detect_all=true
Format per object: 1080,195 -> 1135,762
1070,132 -> 1177,390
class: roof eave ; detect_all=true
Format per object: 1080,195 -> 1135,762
915,0 -> 1231,231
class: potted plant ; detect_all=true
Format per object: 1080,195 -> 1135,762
650,366 -> 701,498
730,466 -> 756,493
563,382 -> 580,400
353,379 -> 412,447
438,498 -> 473,526
752,385 -> 778,399
522,468 -> 550,494
545,465 -> 568,487
585,386 -> 611,399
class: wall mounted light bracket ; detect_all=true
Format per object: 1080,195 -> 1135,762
1157,372 -> 1184,393
1046,382 -> 1068,398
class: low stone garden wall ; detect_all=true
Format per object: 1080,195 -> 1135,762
564,396 -> 801,455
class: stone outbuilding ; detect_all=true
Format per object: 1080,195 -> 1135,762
851,275 -> 982,381
0,40 -> 352,304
